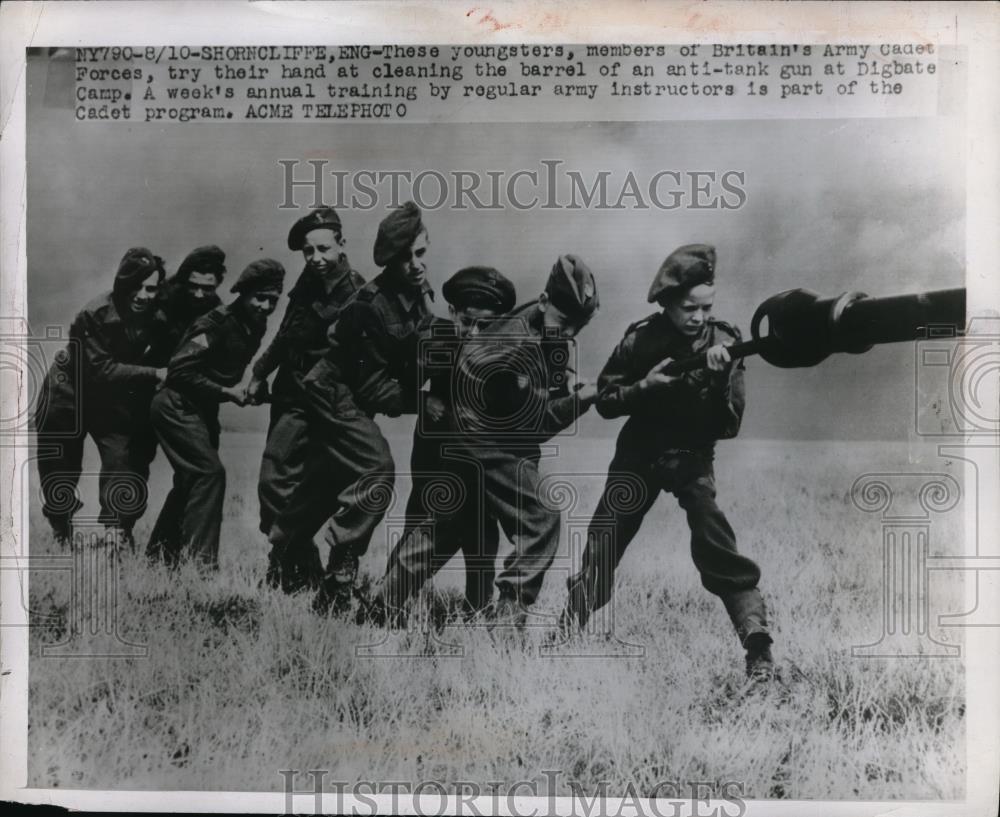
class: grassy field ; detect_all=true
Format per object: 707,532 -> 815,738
26,431 -> 967,799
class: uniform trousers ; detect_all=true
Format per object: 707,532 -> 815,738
565,445 -> 767,642
267,360 -> 395,582
148,387 -> 227,567
35,389 -> 155,536
382,431 -> 499,611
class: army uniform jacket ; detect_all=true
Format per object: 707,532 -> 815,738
40,291 -> 161,428
251,257 -> 364,403
596,313 -> 745,454
325,270 -> 433,417
452,302 -> 583,446
164,304 -> 264,417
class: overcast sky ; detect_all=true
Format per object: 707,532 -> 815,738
26,53 -> 965,440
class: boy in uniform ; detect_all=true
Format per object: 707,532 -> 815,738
266,202 -> 435,613
450,255 -> 601,626
144,245 -> 226,561
247,208 -> 365,590
362,265 -> 516,623
559,244 -> 775,681
34,248 -> 167,548
148,259 -> 284,567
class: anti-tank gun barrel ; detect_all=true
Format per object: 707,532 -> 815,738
658,287 -> 966,375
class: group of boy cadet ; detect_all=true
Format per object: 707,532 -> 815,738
34,246 -> 287,566
33,207 -> 776,682
258,201 -> 436,615
360,254 -> 602,628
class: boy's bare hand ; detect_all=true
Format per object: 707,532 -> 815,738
424,394 -> 447,422
643,358 -> 679,389
221,386 -> 246,406
245,377 -> 267,405
706,343 -> 733,372
574,379 -> 599,406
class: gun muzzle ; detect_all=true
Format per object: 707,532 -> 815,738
749,287 -> 966,368
657,286 -> 966,375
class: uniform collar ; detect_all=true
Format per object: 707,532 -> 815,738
219,302 -> 252,336
321,254 -> 354,294
104,293 -> 124,324
395,279 -> 434,312
288,255 -> 354,300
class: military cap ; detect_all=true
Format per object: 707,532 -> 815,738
230,258 -> 286,294
442,266 -> 516,313
545,253 -> 599,321
287,207 -> 343,251
177,245 -> 226,281
113,247 -> 165,297
373,201 -> 425,268
648,244 -> 716,303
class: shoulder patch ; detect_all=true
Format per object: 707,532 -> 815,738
188,333 -> 209,349
625,311 -> 660,335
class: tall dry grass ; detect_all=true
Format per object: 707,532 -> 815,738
27,436 -> 966,798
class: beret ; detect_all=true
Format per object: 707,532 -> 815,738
177,245 -> 226,281
287,207 -> 343,251
648,244 -> 716,303
231,258 -> 286,295
113,247 -> 165,298
373,201 -> 424,268
442,266 -> 516,313
545,253 -> 599,321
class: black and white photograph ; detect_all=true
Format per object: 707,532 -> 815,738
1,2 -> 998,815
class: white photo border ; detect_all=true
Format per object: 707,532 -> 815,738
1,2 -> 997,814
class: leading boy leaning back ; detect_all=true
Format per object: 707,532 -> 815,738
560,245 -> 775,682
